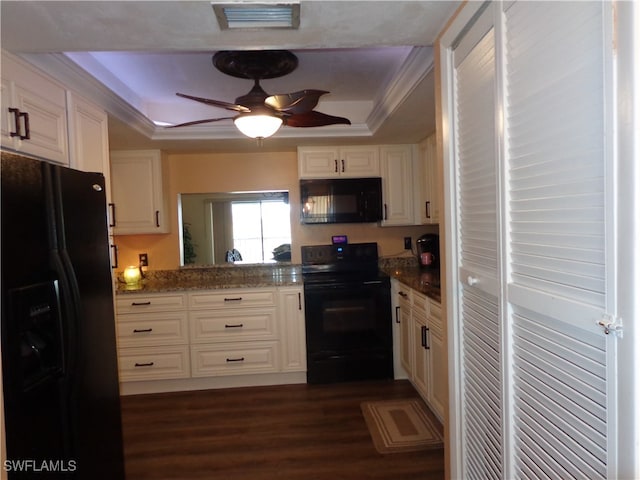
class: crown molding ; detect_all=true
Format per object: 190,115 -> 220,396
18,52 -> 156,138
366,46 -> 435,133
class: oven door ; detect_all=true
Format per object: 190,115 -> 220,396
304,279 -> 391,354
303,278 -> 393,383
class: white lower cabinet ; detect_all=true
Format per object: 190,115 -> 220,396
397,288 -> 412,375
115,293 -> 190,381
118,345 -> 190,381
411,299 -> 430,399
191,342 -> 279,377
189,288 -> 280,377
426,298 -> 447,418
115,286 -> 306,390
392,279 -> 446,420
277,287 -> 306,372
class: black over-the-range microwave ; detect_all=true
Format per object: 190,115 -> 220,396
300,177 -> 383,224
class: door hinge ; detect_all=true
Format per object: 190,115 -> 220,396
597,313 -> 623,337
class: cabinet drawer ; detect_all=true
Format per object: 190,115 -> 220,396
190,342 -> 279,377
118,345 -> 190,381
116,293 -> 186,314
189,308 -> 277,343
117,311 -> 188,347
189,289 -> 276,310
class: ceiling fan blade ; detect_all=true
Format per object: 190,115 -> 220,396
265,90 -> 329,114
176,93 -> 250,113
283,111 -> 351,128
166,116 -> 235,128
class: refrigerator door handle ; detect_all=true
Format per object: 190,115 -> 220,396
49,167 -> 85,379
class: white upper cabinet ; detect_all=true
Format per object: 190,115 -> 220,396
380,144 -> 418,226
67,92 -> 111,199
110,150 -> 169,235
419,134 -> 440,224
298,146 -> 379,178
1,52 -> 69,165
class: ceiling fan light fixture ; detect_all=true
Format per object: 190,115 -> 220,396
234,114 -> 283,139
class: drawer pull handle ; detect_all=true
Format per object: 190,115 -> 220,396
226,357 -> 245,363
225,323 -> 244,328
134,362 -> 154,367
133,328 -> 153,333
131,301 -> 151,306
224,297 -> 243,302
398,291 -> 408,298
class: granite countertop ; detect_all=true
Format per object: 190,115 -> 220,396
115,258 -> 441,302
116,264 -> 302,294
380,264 -> 441,303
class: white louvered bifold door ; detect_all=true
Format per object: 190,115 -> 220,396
452,6 -> 503,479
503,2 -> 613,479
444,1 -> 618,478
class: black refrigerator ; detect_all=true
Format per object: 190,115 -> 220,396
1,154 -> 125,479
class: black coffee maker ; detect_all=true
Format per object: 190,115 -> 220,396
416,234 -> 439,270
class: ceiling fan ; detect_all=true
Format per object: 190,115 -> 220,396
170,50 -> 351,139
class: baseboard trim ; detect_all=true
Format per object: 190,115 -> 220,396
119,372 -> 307,395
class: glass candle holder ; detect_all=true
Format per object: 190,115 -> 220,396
123,265 -> 142,286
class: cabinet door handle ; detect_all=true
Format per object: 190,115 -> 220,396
108,203 -> 116,227
426,201 -> 431,219
224,297 -> 243,302
384,203 -> 388,220
341,159 -> 345,172
334,159 -> 338,173
131,301 -> 151,306
134,362 -> 154,367
133,328 -> 153,333
8,108 -> 21,138
398,291 -> 408,298
155,210 -> 160,227
111,244 -> 118,269
19,111 -> 30,140
226,357 -> 245,363
395,306 -> 401,323
421,325 -> 427,347
298,292 -> 302,310
425,326 -> 430,350
224,323 -> 244,328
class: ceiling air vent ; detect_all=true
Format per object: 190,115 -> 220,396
212,2 -> 300,30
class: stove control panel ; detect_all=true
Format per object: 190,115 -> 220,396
301,242 -> 378,265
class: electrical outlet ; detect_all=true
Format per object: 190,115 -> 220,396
139,253 -> 148,267
404,237 -> 412,250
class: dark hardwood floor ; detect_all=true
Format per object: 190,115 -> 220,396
120,379 -> 444,480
